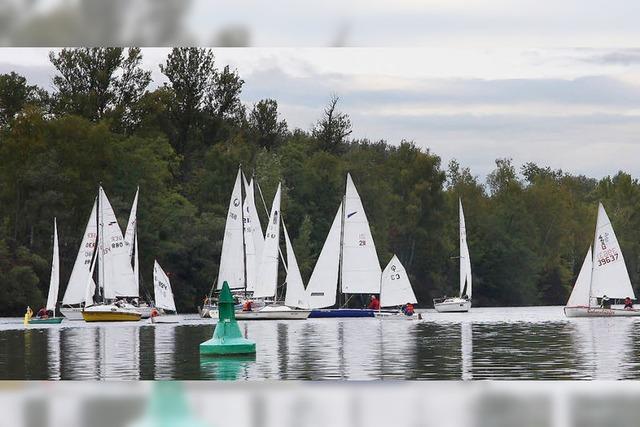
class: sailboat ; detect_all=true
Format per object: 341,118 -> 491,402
151,261 -> 180,324
434,199 -> 472,313
376,255 -> 419,319
82,186 -> 142,322
304,173 -> 382,318
234,183 -> 311,320
29,218 -> 64,324
124,187 -> 153,319
60,199 -> 98,320
201,168 -> 309,320
564,202 -> 640,317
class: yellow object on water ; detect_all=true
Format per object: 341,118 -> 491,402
23,307 -> 33,325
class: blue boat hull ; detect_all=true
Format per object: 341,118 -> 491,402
308,309 -> 375,318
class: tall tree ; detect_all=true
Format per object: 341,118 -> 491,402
49,47 -> 151,130
248,98 -> 288,149
312,95 -> 352,153
0,72 -> 47,128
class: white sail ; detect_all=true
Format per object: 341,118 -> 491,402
124,187 -> 139,290
380,255 -> 417,307
99,187 -> 139,299
306,204 -> 343,309
459,199 -> 472,299
242,175 -> 264,293
283,222 -> 308,308
63,198 -> 98,305
567,248 -> 593,307
590,203 -> 635,300
253,184 -> 282,298
153,260 -> 177,312
217,168 -> 245,290
341,173 -> 381,294
45,218 -> 60,313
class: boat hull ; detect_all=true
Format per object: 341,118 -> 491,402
374,310 -> 421,320
82,305 -> 142,322
434,298 -> 471,313
29,317 -> 64,324
564,306 -> 640,317
235,310 -> 311,320
60,307 -> 84,321
151,315 -> 180,324
308,309 -> 375,318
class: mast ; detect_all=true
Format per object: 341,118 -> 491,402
99,186 -> 105,301
338,192 -> 346,308
240,167 -> 248,298
588,204 -> 599,309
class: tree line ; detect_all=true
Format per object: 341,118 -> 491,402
0,47 -> 637,315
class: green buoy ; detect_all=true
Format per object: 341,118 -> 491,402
129,382 -> 208,427
200,281 -> 256,356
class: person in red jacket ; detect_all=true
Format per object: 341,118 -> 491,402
368,295 -> 380,310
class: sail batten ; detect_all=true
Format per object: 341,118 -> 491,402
217,169 -> 245,290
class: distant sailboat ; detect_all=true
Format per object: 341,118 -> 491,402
29,218 -> 64,324
151,261 -> 179,324
305,173 -> 383,318
434,199 -> 472,313
82,186 -> 142,322
564,202 -> 640,317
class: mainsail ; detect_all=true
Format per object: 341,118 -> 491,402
242,175 -> 264,293
46,218 -> 60,313
283,222 -> 308,308
341,173 -> 381,294
217,169 -> 245,290
63,198 -> 98,305
459,199 -> 472,299
567,248 -> 593,307
99,187 -> 139,300
380,255 -> 417,307
305,204 -> 343,309
124,187 -> 139,290
253,184 -> 282,298
153,261 -> 177,312
590,203 -> 635,300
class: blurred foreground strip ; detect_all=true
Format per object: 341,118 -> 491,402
0,381 -> 639,427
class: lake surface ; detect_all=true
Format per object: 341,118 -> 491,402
1,306 -> 639,380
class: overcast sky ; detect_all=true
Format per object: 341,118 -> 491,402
2,47 -> 640,179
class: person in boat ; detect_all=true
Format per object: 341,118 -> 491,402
150,308 -> 160,318
600,295 -> 611,309
402,302 -> 415,316
242,300 -> 253,312
25,306 -> 33,319
624,297 -> 634,310
368,295 -> 380,310
37,307 -> 48,319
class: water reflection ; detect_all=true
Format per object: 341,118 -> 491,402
1,309 -> 640,380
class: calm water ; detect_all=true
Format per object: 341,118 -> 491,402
1,306 -> 639,380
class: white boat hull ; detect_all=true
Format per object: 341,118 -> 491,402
60,307 -> 84,321
151,315 -> 180,324
434,298 -> 471,313
137,305 -> 153,319
374,310 -> 421,320
236,306 -> 311,320
564,306 -> 640,317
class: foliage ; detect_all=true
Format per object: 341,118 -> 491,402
0,48 -> 637,315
